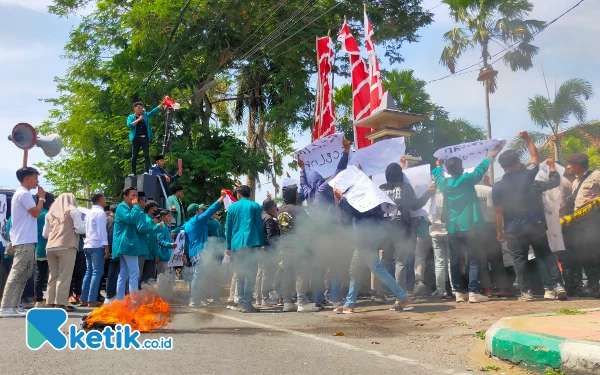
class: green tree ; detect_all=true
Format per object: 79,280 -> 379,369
439,0 -> 545,145
528,78 -> 594,160
42,0 -> 434,200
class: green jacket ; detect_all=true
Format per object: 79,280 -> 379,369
166,194 -> 185,227
112,202 -> 161,258
126,106 -> 159,141
144,215 -> 161,261
36,208 -> 49,260
225,198 -> 264,251
432,158 -> 490,234
157,226 -> 173,262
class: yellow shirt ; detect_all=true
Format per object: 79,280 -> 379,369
572,170 -> 600,210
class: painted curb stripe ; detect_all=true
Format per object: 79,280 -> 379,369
490,328 -> 563,371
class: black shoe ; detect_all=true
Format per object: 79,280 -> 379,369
240,305 -> 259,313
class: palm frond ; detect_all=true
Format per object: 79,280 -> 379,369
528,95 -> 553,129
497,0 -> 534,20
503,41 -> 539,71
554,78 -> 594,124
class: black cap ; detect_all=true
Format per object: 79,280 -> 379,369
566,153 -> 588,165
155,155 -> 165,162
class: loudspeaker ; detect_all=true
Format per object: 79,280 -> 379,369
36,134 -> 62,157
136,174 -> 162,202
8,123 -> 63,157
124,176 -> 137,190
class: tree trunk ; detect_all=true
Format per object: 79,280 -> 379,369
553,122 -> 560,161
484,79 -> 494,182
246,106 -> 259,201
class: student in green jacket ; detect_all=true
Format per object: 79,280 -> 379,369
127,101 -> 165,176
432,144 -> 501,304
140,200 -> 161,287
114,187 -> 163,300
225,185 -> 264,313
156,210 -> 177,277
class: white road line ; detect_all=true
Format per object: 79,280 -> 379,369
198,310 -> 471,375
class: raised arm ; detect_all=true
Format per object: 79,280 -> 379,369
519,131 -> 539,165
534,158 -> 561,192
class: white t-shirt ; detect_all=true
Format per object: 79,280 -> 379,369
10,186 -> 37,246
475,185 -> 495,223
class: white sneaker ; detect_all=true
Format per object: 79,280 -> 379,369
15,308 -> 28,314
455,292 -> 468,302
189,301 -> 206,308
554,285 -> 568,301
262,298 -> 278,306
104,297 -> 114,305
0,309 -> 24,318
298,303 -> 320,312
544,289 -> 557,300
282,302 -> 296,312
468,293 -> 489,303
268,291 -> 278,300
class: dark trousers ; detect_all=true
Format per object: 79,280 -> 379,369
23,261 -> 35,300
561,223 -> 600,294
478,224 -> 509,290
35,260 -> 49,301
131,137 -> 150,175
106,257 -> 120,299
448,230 -> 480,294
505,223 -> 563,293
141,260 -> 157,285
70,250 -> 86,297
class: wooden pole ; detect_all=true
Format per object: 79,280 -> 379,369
22,150 -> 28,168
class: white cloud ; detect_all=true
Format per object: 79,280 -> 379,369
0,0 -> 51,12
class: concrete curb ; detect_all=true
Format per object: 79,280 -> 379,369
485,308 -> 600,374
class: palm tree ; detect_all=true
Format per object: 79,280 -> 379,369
528,78 -> 594,160
440,0 -> 545,144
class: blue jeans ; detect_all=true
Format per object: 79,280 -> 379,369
116,255 -> 140,300
81,248 -> 106,303
448,230 -> 480,294
232,248 -> 258,307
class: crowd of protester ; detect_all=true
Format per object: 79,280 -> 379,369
1,130 -> 599,317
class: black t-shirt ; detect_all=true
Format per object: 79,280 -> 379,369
135,116 -> 148,138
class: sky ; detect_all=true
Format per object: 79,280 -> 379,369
1,0 -> 599,203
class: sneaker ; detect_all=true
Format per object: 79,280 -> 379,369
69,295 -> 80,304
544,289 -> 557,300
227,302 -> 238,310
240,304 -> 259,313
34,301 -> 46,308
282,302 -> 296,312
413,281 -> 428,297
455,292 -> 468,302
391,302 -> 414,312
554,285 -> 568,301
15,308 -> 28,315
104,297 -> 114,305
269,291 -> 278,300
468,293 -> 489,303
297,303 -> 323,312
518,291 -> 535,302
262,298 -> 278,306
0,309 -> 24,318
189,300 -> 206,308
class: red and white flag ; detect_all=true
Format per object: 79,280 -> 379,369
223,189 -> 237,211
163,96 -> 181,110
338,21 -> 372,149
313,36 -> 336,141
365,9 -> 386,112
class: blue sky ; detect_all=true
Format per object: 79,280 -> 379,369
1,0 -> 599,203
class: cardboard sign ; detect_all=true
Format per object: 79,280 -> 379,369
294,133 -> 347,179
168,230 -> 185,267
328,166 -> 396,214
434,139 -> 505,171
348,137 -> 406,177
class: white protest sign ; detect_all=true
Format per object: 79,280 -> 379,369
371,166 -> 435,217
536,161 -> 566,252
434,139 -> 505,171
293,133 -> 347,179
0,194 -> 6,246
168,230 -> 185,267
282,177 -> 299,188
328,166 -> 396,214
403,165 -> 435,217
348,137 -> 406,177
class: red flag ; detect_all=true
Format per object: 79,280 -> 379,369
338,21 -> 372,149
365,10 -> 386,113
313,36 -> 336,141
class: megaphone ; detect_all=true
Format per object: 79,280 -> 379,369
8,123 -> 62,157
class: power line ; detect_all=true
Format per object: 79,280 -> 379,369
425,0 -> 586,85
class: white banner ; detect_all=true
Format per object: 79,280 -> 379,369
328,166 -> 396,214
168,230 -> 185,267
0,194 -> 6,246
348,137 -> 406,177
371,165 -> 435,217
293,133 -> 347,179
434,139 -> 505,171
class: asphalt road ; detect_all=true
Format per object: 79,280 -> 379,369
1,294 -> 597,375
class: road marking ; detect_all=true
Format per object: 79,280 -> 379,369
198,310 -> 472,375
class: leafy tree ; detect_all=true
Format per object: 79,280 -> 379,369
42,0 -> 434,199
528,78 -> 594,159
439,0 -> 545,145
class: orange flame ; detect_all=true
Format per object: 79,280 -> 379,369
84,291 -> 171,332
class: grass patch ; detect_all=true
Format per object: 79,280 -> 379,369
473,330 -> 486,340
482,365 -> 501,372
554,308 -> 587,315
458,321 -> 469,327
544,369 -> 565,375
426,312 -> 436,317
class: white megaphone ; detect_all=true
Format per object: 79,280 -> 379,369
8,122 -> 63,158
